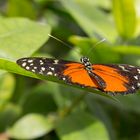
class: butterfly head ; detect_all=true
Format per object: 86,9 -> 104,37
80,56 -> 92,71
80,56 -> 89,63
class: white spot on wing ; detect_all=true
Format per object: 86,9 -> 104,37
137,83 -> 140,87
134,75 -> 138,80
53,59 -> 59,64
119,65 -> 129,72
49,67 -> 54,71
22,59 -> 27,62
128,65 -> 135,68
28,60 -> 33,63
26,66 -> 30,70
62,77 -> 66,80
41,67 -> 45,71
137,69 -> 140,74
47,71 -> 53,75
22,62 -> 27,67
39,60 -> 44,65
39,60 -> 44,63
32,69 -> 35,72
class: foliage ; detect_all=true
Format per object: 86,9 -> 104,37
0,0 -> 140,140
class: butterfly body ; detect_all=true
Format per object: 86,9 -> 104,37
17,57 -> 140,94
80,56 -> 106,90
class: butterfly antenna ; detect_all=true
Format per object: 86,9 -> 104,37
48,34 -> 70,48
86,38 -> 106,55
48,34 -> 80,56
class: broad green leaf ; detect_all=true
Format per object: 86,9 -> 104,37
0,73 -> 15,109
112,0 -> 136,39
60,0 -> 117,42
8,114 -> 54,139
0,18 -> 51,61
79,0 -> 111,9
0,70 -> 7,76
56,111 -> 109,140
7,0 -> 37,19
112,46 -> 140,55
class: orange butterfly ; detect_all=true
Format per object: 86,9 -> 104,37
17,56 -> 140,94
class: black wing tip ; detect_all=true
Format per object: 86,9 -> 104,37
16,57 -> 31,66
16,58 -> 25,65
16,58 -> 22,65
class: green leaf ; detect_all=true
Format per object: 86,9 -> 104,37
112,0 -> 136,39
8,114 -> 54,139
83,0 -> 111,9
0,73 -> 15,109
56,111 -> 109,140
60,0 -> 117,42
112,46 -> 140,55
0,17 -> 51,61
7,0 -> 37,19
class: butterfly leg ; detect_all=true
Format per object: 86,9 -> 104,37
88,71 -> 106,90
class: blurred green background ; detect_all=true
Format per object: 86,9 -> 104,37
0,0 -> 140,140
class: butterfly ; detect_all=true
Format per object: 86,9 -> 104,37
16,56 -> 140,94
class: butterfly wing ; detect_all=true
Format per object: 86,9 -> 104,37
92,64 -> 140,93
17,57 -> 85,81
16,57 -> 99,88
62,63 -> 140,93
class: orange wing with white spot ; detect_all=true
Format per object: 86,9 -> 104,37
17,57 -> 140,94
